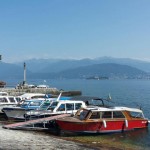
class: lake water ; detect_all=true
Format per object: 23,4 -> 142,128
4,79 -> 150,148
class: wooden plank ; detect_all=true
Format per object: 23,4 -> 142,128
3,114 -> 70,129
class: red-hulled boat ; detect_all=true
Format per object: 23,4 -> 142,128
56,106 -> 149,134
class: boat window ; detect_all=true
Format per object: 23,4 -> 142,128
90,99 -> 104,106
9,97 -> 16,103
89,112 -> 100,119
113,111 -> 125,118
102,111 -> 112,118
75,103 -> 82,110
15,97 -> 22,102
130,111 -> 144,118
66,103 -> 74,111
0,97 -> 8,103
21,101 -> 30,107
57,104 -> 65,111
47,101 -> 58,111
29,101 -> 42,106
0,92 -> 8,96
79,110 -> 89,120
31,95 -> 45,99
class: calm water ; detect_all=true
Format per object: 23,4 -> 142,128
4,79 -> 150,148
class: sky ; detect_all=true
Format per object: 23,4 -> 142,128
1,0 -> 150,63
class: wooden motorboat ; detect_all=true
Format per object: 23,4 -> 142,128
56,106 -> 149,134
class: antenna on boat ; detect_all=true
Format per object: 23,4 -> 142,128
136,104 -> 142,110
107,93 -> 112,100
56,92 -> 62,101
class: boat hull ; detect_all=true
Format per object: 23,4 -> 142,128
0,104 -> 17,113
56,119 -> 148,134
2,107 -> 31,119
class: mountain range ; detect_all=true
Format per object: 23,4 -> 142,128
0,57 -> 150,80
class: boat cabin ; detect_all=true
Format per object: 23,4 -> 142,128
76,106 -> 146,120
25,100 -> 87,119
0,92 -> 9,96
0,96 -> 18,105
19,93 -> 47,101
0,96 -> 18,113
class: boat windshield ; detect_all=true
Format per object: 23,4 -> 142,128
47,101 -> 58,111
130,111 -> 144,118
90,99 -> 104,106
40,101 -> 51,110
21,101 -> 42,108
79,109 -> 89,120
21,101 -> 30,107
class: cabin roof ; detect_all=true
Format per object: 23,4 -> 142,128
85,106 -> 143,113
20,93 -> 46,97
55,100 -> 86,104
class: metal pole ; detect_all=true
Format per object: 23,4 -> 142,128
23,62 -> 26,85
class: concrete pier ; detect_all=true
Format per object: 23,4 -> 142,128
0,87 -> 82,96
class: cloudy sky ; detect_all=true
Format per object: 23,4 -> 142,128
0,0 -> 150,63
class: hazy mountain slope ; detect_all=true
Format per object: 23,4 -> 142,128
29,63 -> 147,79
94,57 -> 150,72
1,58 -> 149,80
15,58 -> 94,73
15,57 -> 150,73
56,63 -> 147,79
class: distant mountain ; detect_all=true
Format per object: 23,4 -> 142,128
15,57 -> 150,73
54,63 -> 147,79
28,63 -> 148,79
15,58 -> 94,73
94,57 -> 150,73
1,57 -> 150,80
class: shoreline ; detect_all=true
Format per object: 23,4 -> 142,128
0,123 -> 94,150
0,122 -> 146,150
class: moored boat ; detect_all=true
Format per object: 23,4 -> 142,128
0,96 -> 18,113
2,99 -> 45,120
55,106 -> 149,134
24,100 -> 87,120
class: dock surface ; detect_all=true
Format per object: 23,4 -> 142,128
3,114 -> 70,129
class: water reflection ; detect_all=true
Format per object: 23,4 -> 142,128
101,128 -> 150,148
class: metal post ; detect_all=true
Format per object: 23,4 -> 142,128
23,62 -> 26,85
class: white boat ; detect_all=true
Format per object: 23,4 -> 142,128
2,99 -> 46,119
19,93 -> 47,101
25,100 -> 87,120
0,96 -> 18,113
3,99 -> 87,120
0,92 -> 9,96
36,84 -> 49,88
